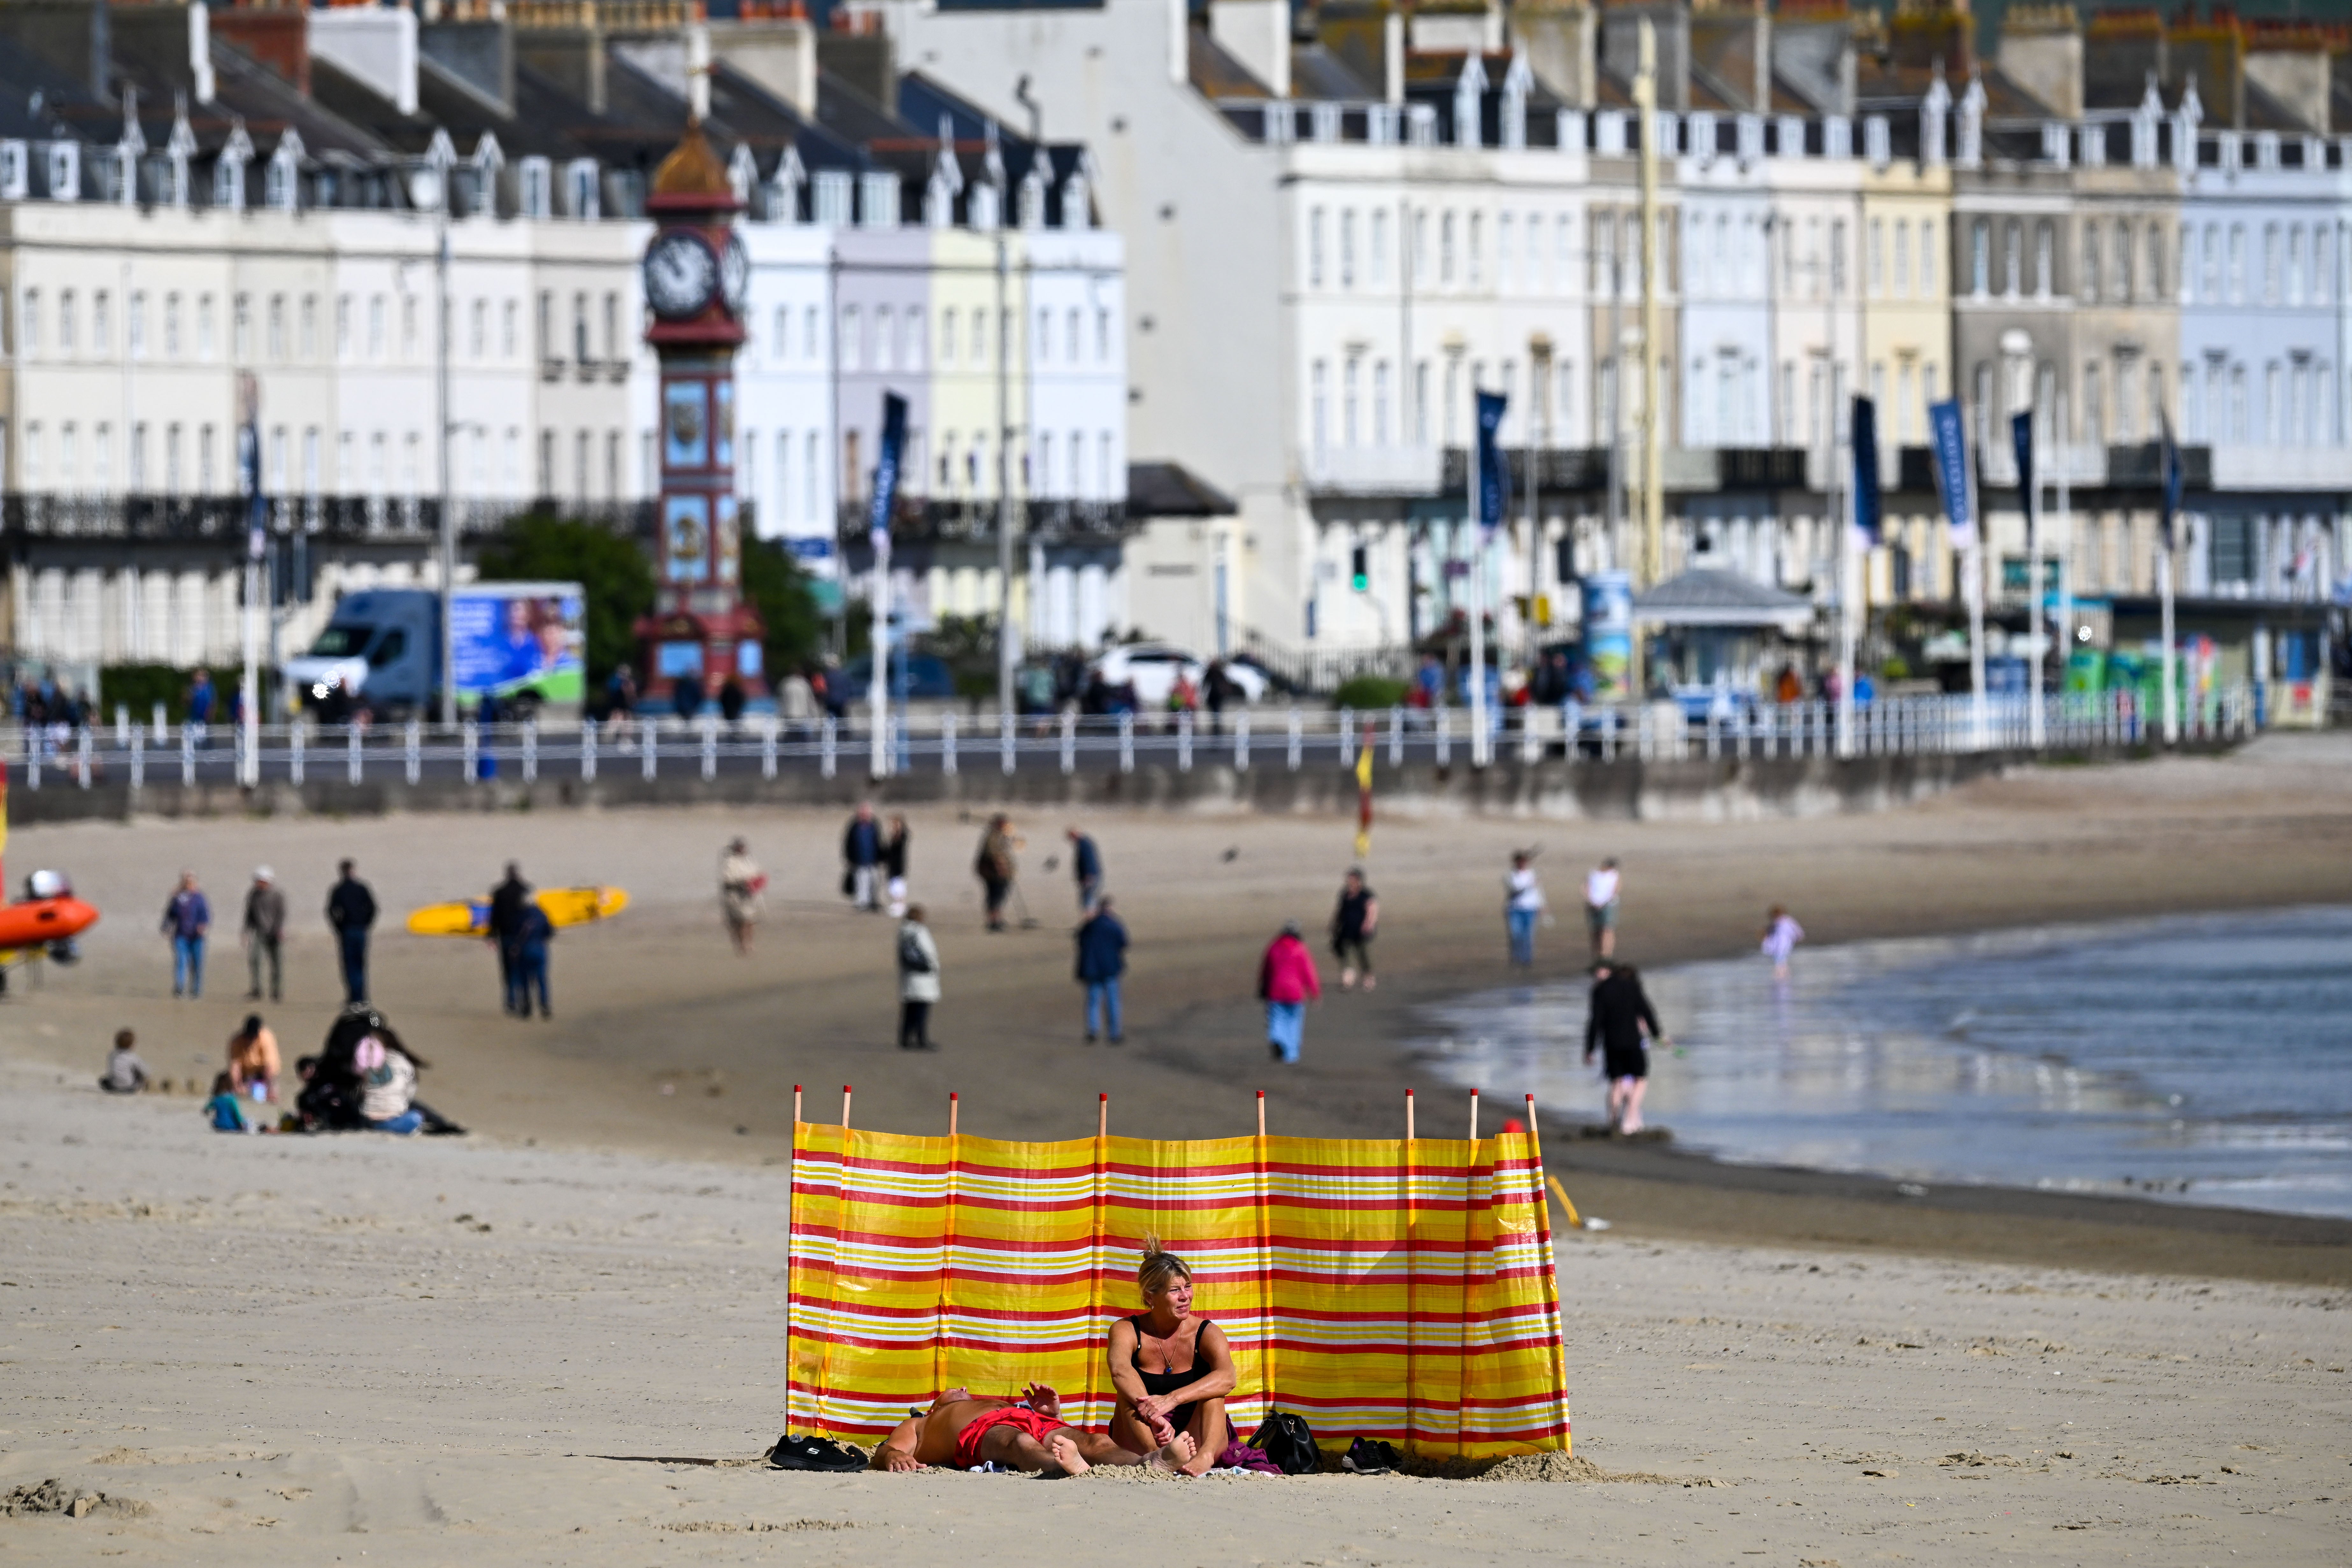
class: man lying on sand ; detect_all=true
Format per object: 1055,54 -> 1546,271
869,1383 -> 1197,1477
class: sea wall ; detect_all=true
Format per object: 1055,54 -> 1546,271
2,745 -> 2126,827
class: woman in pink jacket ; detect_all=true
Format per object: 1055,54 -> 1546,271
1258,921 -> 1323,1064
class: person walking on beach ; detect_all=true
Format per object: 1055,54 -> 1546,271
326,859 -> 377,1004
241,866 -> 285,1002
1258,921 -> 1322,1064
1331,868 -> 1378,991
161,871 -> 210,999
1075,896 -> 1128,1044
1067,826 -> 1104,913
1505,851 -> 1546,969
1583,856 -> 1621,959
720,838 -> 766,955
1583,960 -> 1669,1135
513,899 -> 554,1019
882,815 -> 911,918
843,803 -> 883,912
896,904 -> 941,1050
975,815 -> 1022,932
1760,905 -> 1805,981
488,863 -> 533,1014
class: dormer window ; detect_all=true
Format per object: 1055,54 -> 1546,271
45,141 -> 80,202
519,157 -> 552,219
214,155 -> 246,211
265,135 -> 302,212
1059,173 -> 1090,231
564,158 -> 599,220
812,169 -> 853,227
0,141 -> 26,201
859,171 -> 900,229
1017,169 -> 1045,230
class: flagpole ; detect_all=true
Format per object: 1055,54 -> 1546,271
1469,532 -> 1489,766
870,534 -> 890,780
2158,545 -> 2177,745
2055,393 -> 2073,726
2019,414 -> 2044,748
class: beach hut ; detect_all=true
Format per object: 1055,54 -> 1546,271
1632,569 -> 1818,710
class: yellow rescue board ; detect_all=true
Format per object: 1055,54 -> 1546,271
405,886 -> 629,937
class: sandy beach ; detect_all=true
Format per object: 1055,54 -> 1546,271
2,740 -> 2349,1561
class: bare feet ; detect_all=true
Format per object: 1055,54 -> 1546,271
1145,1431 -> 1198,1472
1046,1433 -> 1092,1477
1363,974 -> 1377,991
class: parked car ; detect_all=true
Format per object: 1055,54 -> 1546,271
1088,642 -> 1268,707
827,654 -> 959,704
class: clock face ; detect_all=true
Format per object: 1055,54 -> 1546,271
720,234 -> 749,319
644,230 -> 718,319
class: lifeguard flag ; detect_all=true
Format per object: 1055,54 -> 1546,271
1475,390 -> 1509,537
869,392 -> 908,555
1354,731 -> 1374,858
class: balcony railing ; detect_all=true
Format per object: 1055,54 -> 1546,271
834,495 -> 1133,545
2207,445 -> 2352,492
1301,445 -> 1443,497
0,493 -> 656,543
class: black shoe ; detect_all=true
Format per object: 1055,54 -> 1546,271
1108,1036 -> 1125,1045
1269,1042 -> 1282,1060
1341,1438 -> 1399,1475
769,1435 -> 867,1472
1085,1033 -> 1097,1044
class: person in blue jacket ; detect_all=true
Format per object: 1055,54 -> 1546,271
1067,826 -> 1105,912
1074,896 -> 1129,1045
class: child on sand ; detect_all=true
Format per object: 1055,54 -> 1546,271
205,1071 -> 253,1132
100,1030 -> 149,1094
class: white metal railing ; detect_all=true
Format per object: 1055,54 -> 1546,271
0,686 -> 2263,793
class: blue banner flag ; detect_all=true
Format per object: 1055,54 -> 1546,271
1926,398 -> 1977,552
869,392 -> 907,555
1474,390 -> 1508,536
2010,410 -> 2034,553
2158,409 -> 2183,551
1850,395 -> 1881,545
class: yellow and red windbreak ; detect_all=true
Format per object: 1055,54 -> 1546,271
784,1122 -> 1570,1459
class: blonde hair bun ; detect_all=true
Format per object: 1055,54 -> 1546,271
1136,1232 -> 1193,1300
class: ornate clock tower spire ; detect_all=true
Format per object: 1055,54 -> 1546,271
634,117 -> 765,712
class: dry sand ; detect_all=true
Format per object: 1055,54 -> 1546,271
1,740 -> 2349,1562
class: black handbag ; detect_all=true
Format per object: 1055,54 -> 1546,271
1247,1411 -> 1321,1475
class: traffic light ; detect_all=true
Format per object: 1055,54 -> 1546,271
1349,543 -> 1369,592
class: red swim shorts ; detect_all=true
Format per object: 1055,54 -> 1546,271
953,1405 -> 1069,1468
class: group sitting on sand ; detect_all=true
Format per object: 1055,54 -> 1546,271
869,1236 -> 1233,1477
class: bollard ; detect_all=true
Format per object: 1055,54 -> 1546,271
1176,711 -> 1192,771
582,721 -> 598,782
76,727 -> 91,788
185,723 -> 198,786
115,704 -> 129,745
152,701 -> 167,742
290,721 -> 304,786
821,717 -> 837,779
1389,705 -> 1404,767
762,717 -> 778,780
1235,712 -> 1251,771
999,710 -> 1015,777
1434,709 -> 1449,768
643,720 -> 660,779
405,719 -> 421,784
348,723 -> 363,784
940,712 -> 957,777
131,727 -> 144,791
1118,712 -> 1133,774
1339,709 -> 1355,767
1059,711 -> 1076,775
1286,709 -> 1302,771
701,717 -> 718,781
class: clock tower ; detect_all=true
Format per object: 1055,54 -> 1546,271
634,120 -> 765,711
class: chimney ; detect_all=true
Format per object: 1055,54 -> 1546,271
515,3 -> 606,116
211,4 -> 311,97
1888,0 -> 1974,78
816,11 -> 896,109
1410,0 -> 1503,58
2245,21 -> 2329,137
709,6 -> 817,119
1688,0 -> 1769,114
1995,4 -> 2080,121
1600,2 -> 1688,113
1514,0 -> 1597,110
1315,0 -> 1403,106
2166,14 -> 2244,131
421,10 -> 517,117
1211,0 -> 1290,99
1771,0 -> 1855,118
2083,8 -> 2164,115
309,4 -> 420,116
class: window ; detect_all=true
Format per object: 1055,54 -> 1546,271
502,300 -> 517,359
164,293 -> 182,359
1441,211 -> 1456,286
1340,209 -> 1356,289
2230,363 -> 2247,442
1971,218 -> 1990,295
401,295 -> 417,360
469,299 -> 486,360
1309,206 -> 1325,289
842,305 -> 861,371
1893,220 -> 1909,297
1370,209 -> 1389,287
2263,223 -> 2281,304
300,294 -> 318,360
2227,224 -> 2246,303
19,288 -> 38,357
2116,220 -> 2133,301
1498,213 -> 1515,290
2146,225 -> 2165,302
1374,360 -> 1390,444
909,307 -> 926,369
1032,306 -> 1047,364
876,305 -> 896,372
2203,225 -> 2221,300
534,291 -> 550,362
1867,217 -> 1884,297
127,290 -> 147,359
1829,219 -> 1847,295
1096,308 -> 1110,362
2081,226 -> 2100,304
232,293 -> 250,361
1413,361 -> 1429,443
1919,220 -> 1936,296
1311,359 -> 1328,451
264,294 -> 284,360
940,307 -> 957,365
2287,226 -> 2306,305
1343,356 -> 1360,445
572,293 -> 590,365
2083,362 -> 2103,444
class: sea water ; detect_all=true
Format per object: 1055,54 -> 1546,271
1422,906 -> 2352,1220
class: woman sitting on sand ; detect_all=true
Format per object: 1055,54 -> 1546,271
1106,1235 -> 1235,1475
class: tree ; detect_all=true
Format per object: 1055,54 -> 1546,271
473,513 -> 654,690
739,536 -> 826,679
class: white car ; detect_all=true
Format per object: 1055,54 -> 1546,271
1087,643 -> 1268,707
